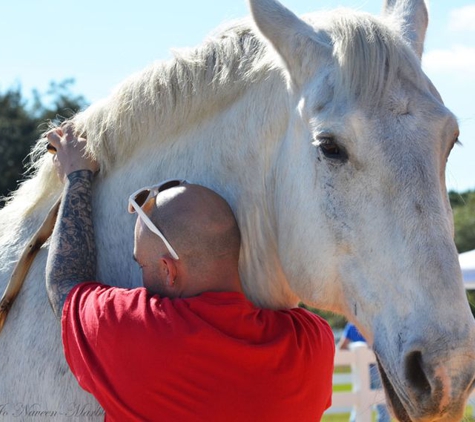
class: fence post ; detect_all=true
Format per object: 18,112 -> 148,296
351,342 -> 373,422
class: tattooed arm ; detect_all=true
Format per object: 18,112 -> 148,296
45,170 -> 96,319
45,123 -> 99,320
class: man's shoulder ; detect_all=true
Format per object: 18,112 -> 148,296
283,306 -> 330,326
64,281 -> 155,323
281,307 -> 335,345
69,281 -> 147,297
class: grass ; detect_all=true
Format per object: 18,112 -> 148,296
333,383 -> 352,392
322,413 -> 354,422
334,365 -> 351,374
332,365 -> 351,393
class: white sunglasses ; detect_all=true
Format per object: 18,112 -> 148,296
128,179 -> 189,260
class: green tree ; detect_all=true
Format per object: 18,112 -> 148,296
450,190 -> 475,253
0,89 -> 38,202
0,79 -> 88,205
301,304 -> 347,330
450,190 -> 475,316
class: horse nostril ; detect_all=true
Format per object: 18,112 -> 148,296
405,351 -> 431,396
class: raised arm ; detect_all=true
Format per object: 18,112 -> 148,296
45,124 -> 99,320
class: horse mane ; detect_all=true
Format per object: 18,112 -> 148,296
70,18 -> 277,175
0,9 -> 423,236
0,18 -> 276,228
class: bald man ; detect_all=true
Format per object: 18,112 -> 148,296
45,125 -> 335,422
134,182 -> 243,299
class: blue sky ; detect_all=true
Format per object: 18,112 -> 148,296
1,0 -> 474,192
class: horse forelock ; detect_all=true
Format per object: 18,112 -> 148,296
304,9 -> 424,107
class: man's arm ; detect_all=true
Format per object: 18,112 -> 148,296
45,170 -> 96,319
45,123 -> 99,320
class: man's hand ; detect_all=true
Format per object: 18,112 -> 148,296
45,122 -> 99,320
46,122 -> 99,181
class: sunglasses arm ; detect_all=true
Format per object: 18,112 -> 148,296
129,199 -> 180,260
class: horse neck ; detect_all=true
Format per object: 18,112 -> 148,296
114,70 -> 300,309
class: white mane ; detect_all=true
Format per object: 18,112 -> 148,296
72,19 -> 277,173
0,19 -> 272,226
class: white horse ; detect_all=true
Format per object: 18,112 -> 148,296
1,0 -> 474,421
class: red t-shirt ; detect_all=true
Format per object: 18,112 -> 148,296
62,282 -> 334,422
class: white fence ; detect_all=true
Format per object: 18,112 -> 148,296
325,343 -> 475,421
325,343 -> 385,421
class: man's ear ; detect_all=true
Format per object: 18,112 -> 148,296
160,256 -> 178,288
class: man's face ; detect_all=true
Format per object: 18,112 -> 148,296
133,216 -> 171,296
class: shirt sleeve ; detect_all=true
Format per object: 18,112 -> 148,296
290,308 -> 335,410
61,282 -> 156,395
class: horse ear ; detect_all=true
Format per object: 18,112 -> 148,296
248,0 -> 331,88
383,0 -> 428,58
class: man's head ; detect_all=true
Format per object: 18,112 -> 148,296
132,183 -> 242,298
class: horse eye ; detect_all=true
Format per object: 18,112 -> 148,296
315,136 -> 346,160
320,139 -> 339,155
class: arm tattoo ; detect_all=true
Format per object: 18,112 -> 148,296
45,170 -> 97,320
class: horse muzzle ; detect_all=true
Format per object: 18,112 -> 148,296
376,344 -> 475,422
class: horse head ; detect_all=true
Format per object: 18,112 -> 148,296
249,0 -> 475,420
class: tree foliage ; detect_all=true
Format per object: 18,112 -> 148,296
449,190 -> 475,316
450,190 -> 475,253
0,79 -> 88,205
